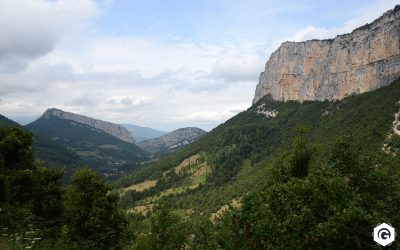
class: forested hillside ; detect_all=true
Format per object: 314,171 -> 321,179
113,78 -> 400,249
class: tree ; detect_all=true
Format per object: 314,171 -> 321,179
0,127 -> 35,172
133,205 -> 188,249
33,167 -> 64,231
0,126 -> 65,247
63,168 -> 127,249
0,127 -> 37,206
330,134 -> 364,184
290,126 -> 312,178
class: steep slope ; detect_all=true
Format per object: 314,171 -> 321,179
254,5 -> 400,103
121,124 -> 168,142
137,127 -> 207,158
115,78 -> 400,217
26,109 -> 148,176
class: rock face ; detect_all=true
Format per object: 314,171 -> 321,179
41,108 -> 135,143
253,5 -> 400,103
138,127 -> 207,157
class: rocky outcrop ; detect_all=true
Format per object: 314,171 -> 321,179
253,5 -> 400,103
138,127 -> 207,157
41,108 -> 135,143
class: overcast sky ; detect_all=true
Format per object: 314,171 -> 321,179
0,0 -> 398,131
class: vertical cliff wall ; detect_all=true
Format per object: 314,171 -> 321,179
253,6 -> 400,103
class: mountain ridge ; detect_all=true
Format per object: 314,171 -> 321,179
41,108 -> 135,143
26,111 -> 148,177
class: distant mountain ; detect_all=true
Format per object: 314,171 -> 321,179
121,124 -> 168,142
138,127 -> 207,158
25,109 -> 148,177
41,108 -> 135,143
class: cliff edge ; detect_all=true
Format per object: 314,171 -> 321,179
253,5 -> 400,103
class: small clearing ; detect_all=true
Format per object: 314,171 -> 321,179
393,110 -> 400,135
174,154 -> 202,174
98,144 -> 120,150
127,204 -> 154,215
123,179 -> 157,193
383,106 -> 400,153
210,198 -> 242,223
256,103 -> 278,118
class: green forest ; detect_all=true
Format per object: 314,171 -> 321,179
1,78 -> 400,249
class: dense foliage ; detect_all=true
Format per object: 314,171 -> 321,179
0,126 -> 128,249
214,134 -> 400,249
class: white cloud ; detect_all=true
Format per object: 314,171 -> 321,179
0,0 -> 99,72
177,104 -> 248,123
106,95 -> 152,107
211,56 -> 264,82
283,0 -> 398,42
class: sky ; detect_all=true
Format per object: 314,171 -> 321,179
0,0 -> 398,131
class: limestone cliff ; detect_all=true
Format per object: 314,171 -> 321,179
253,5 -> 400,103
41,108 -> 135,143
